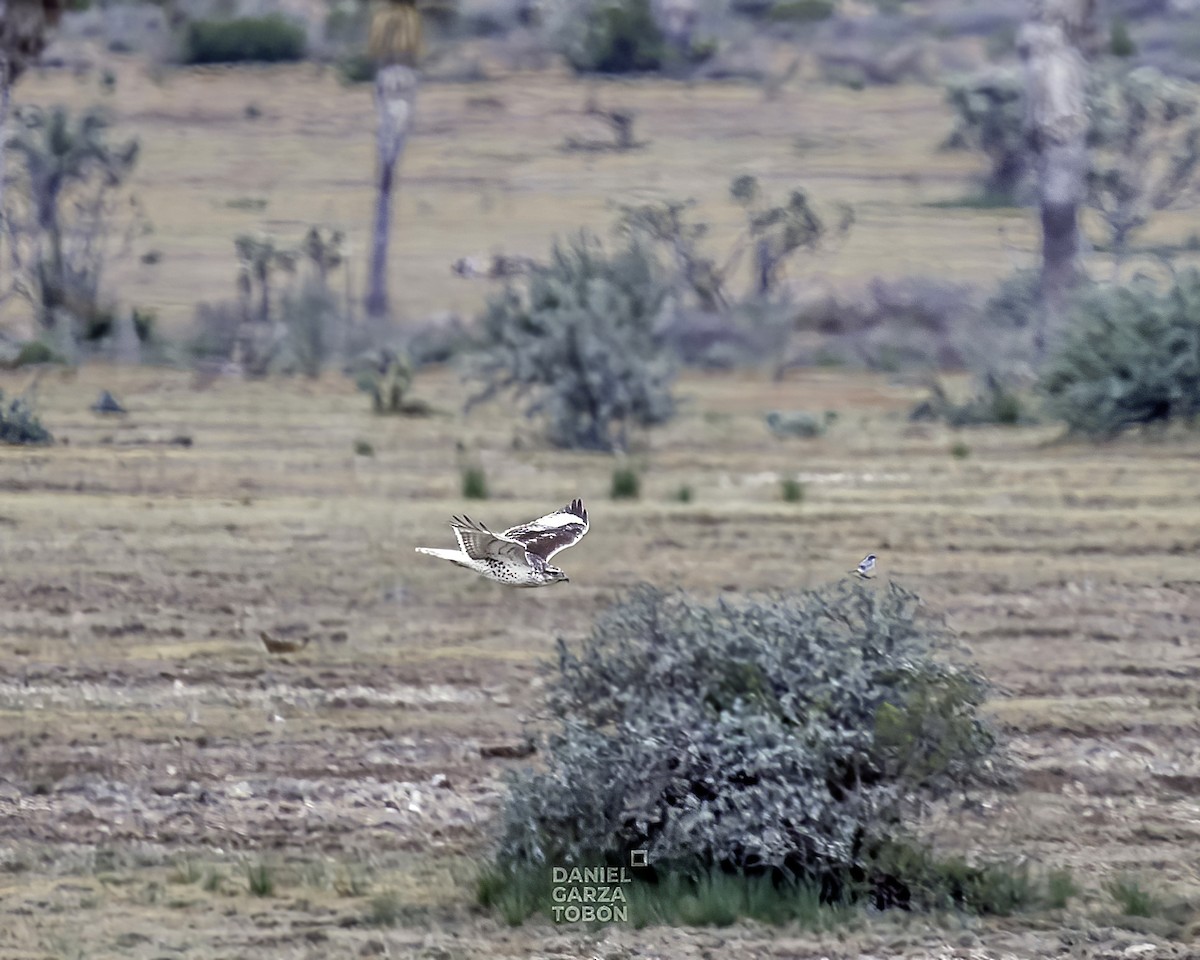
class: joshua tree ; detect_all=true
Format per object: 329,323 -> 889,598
364,0 -> 422,321
234,233 -> 296,326
5,105 -> 140,357
729,174 -> 852,298
301,225 -> 345,284
0,1 -> 66,245
1087,67 -> 1200,274
1018,0 -> 1102,358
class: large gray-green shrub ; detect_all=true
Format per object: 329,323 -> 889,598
493,582 -> 1000,887
1039,270 -> 1200,436
465,232 -> 676,452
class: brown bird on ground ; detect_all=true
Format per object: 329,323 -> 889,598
259,631 -> 311,655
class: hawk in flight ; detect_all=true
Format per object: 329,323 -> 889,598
415,499 -> 590,587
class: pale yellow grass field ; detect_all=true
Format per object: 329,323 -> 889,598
6,57 -> 1047,333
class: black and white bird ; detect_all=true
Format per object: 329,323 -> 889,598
855,554 -> 877,579
415,499 -> 589,587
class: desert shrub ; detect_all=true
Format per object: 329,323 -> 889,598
1110,17 -> 1137,57
466,232 -> 676,452
564,0 -> 665,74
982,268 -> 1040,332
337,53 -> 376,84
11,341 -> 64,367
403,314 -> 472,367
942,69 -> 1027,200
278,277 -> 342,378
353,350 -> 431,416
1038,271 -> 1200,437
785,276 -> 975,374
765,410 -> 828,438
490,582 -> 1001,895
186,301 -> 242,361
909,375 -> 1038,427
183,15 -> 307,64
0,391 -> 53,445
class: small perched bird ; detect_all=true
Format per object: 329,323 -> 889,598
416,499 -> 589,587
854,554 -> 877,579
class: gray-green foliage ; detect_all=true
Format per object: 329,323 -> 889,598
909,374 -> 1036,427
0,390 -> 52,445
3,105 -> 142,339
945,66 -> 1200,254
942,69 -> 1026,199
618,175 -> 853,311
1087,67 -> 1200,264
730,175 -> 853,298
279,276 -> 339,378
493,582 -> 999,883
1039,270 -> 1200,437
466,232 -> 676,452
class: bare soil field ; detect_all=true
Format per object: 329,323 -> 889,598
0,364 -> 1199,959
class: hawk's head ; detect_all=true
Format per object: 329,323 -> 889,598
542,565 -> 570,585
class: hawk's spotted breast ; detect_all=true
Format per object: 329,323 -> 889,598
415,499 -> 590,587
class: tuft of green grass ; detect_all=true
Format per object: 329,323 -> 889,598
673,484 -> 694,503
1046,867 -> 1079,909
353,439 -> 374,457
246,862 -> 275,897
867,840 -> 1054,916
365,890 -> 403,927
203,869 -> 223,893
611,465 -> 641,500
673,872 -> 740,927
170,858 -> 202,885
950,441 -> 971,460
461,464 -> 489,500
1105,874 -> 1163,917
476,863 -> 547,927
781,476 -> 805,502
483,861 -> 856,930
335,865 -> 371,898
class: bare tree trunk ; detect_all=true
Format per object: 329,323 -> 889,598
0,58 -> 10,251
365,65 -> 418,322
1019,0 -> 1099,359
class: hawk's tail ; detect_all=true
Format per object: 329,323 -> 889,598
415,547 -> 472,567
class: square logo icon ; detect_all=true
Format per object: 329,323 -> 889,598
629,849 -> 648,868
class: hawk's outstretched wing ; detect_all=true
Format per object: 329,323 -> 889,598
450,515 -> 530,565
502,498 -> 589,562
